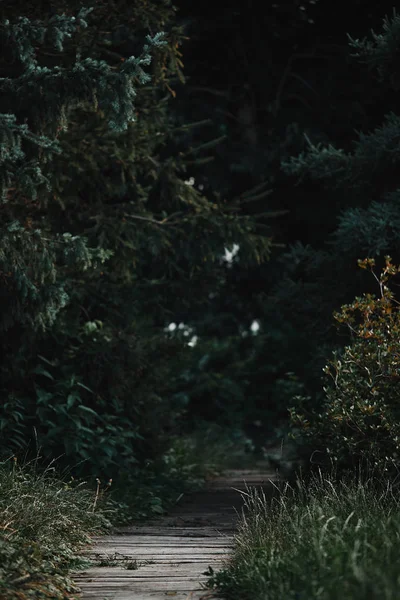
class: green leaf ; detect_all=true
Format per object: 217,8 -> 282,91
38,355 -> 58,366
79,426 -> 95,435
36,387 -> 53,404
77,405 -> 99,418
76,381 -> 94,394
32,366 -> 54,380
67,394 -> 78,409
102,445 -> 117,458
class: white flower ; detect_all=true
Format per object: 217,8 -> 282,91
250,320 -> 260,334
223,244 -> 240,263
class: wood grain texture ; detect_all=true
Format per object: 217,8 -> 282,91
73,468 -> 280,600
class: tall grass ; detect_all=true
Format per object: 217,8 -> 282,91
206,465 -> 400,599
0,456 -> 110,600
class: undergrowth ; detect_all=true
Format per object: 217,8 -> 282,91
0,456 -> 110,600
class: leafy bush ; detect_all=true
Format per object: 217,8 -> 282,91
289,256 -> 400,478
0,366 -> 141,477
0,329 -> 187,479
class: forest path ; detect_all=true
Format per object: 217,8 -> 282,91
74,466 -> 280,600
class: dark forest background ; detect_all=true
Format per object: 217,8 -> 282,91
171,0 -> 400,447
2,0 -> 400,501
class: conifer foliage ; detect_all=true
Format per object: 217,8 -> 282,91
0,1 -> 274,476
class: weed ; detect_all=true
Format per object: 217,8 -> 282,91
93,552 -> 154,570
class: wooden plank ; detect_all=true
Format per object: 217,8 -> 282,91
84,547 -> 229,552
80,591 -> 221,600
85,541 -> 231,545
85,545 -> 230,552
87,537 -> 231,544
114,527 -> 231,536
80,565 -> 226,573
75,568 -> 222,578
75,576 -> 208,582
80,556 -> 228,563
84,548 -> 229,555
75,580 -> 206,590
76,567 -> 223,576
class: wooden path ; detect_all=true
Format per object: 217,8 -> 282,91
74,467 -> 280,600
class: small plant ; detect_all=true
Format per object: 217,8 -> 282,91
289,256 -> 400,479
94,553 -> 154,569
92,477 -> 113,512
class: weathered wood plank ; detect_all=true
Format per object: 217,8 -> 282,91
113,527 -> 231,536
85,546 -> 229,552
80,559 -> 227,565
85,546 -> 229,553
86,536 -> 232,544
76,567 -> 223,577
76,580 -> 207,590
79,592 -> 221,600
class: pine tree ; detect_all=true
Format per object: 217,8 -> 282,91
0,1 -> 275,477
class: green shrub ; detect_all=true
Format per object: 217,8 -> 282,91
289,256 -> 400,478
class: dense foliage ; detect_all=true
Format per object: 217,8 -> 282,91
0,0 -> 274,480
4,0 -> 400,490
290,257 -> 400,476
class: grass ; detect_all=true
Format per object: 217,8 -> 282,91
205,462 -> 400,600
0,456 -> 111,600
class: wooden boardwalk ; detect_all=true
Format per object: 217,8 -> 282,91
74,468 -> 280,600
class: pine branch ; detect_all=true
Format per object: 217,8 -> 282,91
122,211 -> 183,226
